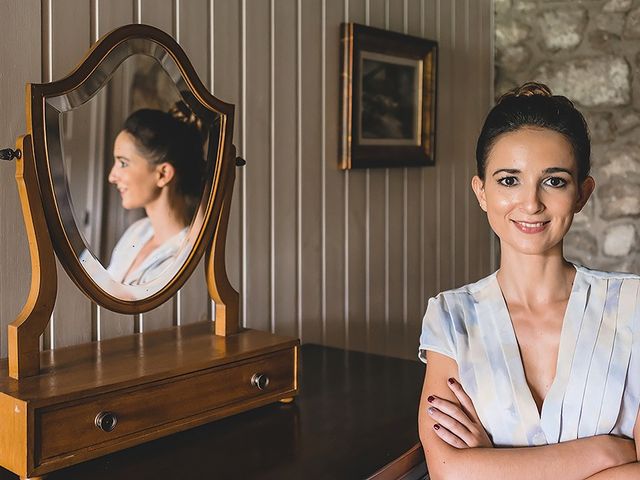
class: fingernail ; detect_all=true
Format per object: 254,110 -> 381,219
427,407 -> 434,415
427,395 -> 435,403
448,378 -> 455,385
433,424 -> 440,431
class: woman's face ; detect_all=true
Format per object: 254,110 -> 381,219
109,131 -> 163,210
471,127 -> 594,257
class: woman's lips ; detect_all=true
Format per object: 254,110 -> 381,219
511,220 -> 549,234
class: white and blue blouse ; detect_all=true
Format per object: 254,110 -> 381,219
419,264 -> 640,447
107,218 -> 187,286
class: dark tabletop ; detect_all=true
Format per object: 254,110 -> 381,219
0,344 -> 425,480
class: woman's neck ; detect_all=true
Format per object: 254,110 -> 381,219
496,248 -> 576,309
144,195 -> 187,244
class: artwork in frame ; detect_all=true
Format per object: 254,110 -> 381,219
339,23 -> 438,169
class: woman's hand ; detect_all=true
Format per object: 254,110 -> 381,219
427,377 -> 493,449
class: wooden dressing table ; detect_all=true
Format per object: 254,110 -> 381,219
0,345 -> 427,480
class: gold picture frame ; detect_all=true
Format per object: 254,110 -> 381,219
340,23 -> 438,169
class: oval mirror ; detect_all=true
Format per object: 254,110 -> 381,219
28,25 -> 234,313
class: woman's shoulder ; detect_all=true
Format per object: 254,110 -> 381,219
575,263 -> 640,282
431,272 -> 497,303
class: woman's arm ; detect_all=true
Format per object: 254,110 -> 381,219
584,409 -> 640,479
419,350 -> 637,480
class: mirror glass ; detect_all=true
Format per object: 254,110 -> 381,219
43,39 -> 221,300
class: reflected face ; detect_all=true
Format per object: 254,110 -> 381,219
471,127 -> 594,257
109,131 -> 161,210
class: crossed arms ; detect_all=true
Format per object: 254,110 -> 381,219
419,351 -> 640,480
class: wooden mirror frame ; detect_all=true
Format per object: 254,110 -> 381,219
10,24 -> 240,378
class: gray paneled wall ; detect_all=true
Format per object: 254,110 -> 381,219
0,0 -> 493,360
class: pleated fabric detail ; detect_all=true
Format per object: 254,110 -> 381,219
418,265 -> 640,447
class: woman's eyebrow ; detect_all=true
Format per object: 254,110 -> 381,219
543,167 -> 573,175
492,168 -> 519,176
491,167 -> 573,176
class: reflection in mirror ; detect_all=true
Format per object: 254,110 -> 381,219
44,44 -> 222,300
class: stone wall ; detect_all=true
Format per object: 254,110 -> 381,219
495,0 -> 640,272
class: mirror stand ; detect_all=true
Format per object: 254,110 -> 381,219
0,25 -> 299,480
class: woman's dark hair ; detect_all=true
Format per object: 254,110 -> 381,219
123,103 -> 205,220
475,82 -> 591,182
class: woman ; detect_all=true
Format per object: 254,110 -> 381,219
107,103 -> 205,285
418,83 -> 640,479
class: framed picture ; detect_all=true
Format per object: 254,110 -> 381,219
340,23 -> 438,169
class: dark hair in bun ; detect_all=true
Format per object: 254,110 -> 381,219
123,104 -> 205,220
475,82 -> 591,182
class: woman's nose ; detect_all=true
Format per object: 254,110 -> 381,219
108,165 -> 117,184
520,184 -> 544,214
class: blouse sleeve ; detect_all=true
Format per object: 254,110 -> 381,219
418,294 -> 457,364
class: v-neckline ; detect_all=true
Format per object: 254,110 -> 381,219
491,264 -> 581,422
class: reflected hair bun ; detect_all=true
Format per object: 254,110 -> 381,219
169,100 -> 203,134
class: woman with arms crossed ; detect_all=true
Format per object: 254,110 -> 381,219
418,82 -> 639,479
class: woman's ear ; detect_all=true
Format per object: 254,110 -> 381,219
156,162 -> 176,188
471,176 -> 487,212
575,176 -> 595,213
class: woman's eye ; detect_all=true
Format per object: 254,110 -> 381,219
118,160 -> 128,168
497,176 -> 518,187
543,177 -> 567,188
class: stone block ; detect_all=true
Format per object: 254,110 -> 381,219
597,182 -> 640,218
496,19 -> 530,49
496,45 -> 532,71
538,8 -> 587,51
624,7 -> 640,38
598,146 -> 640,182
594,12 -> 626,35
603,0 -> 632,13
535,56 -> 630,107
614,110 -> 640,132
564,228 -> 598,265
495,0 -> 512,15
587,30 -> 621,52
584,111 -> 614,143
603,224 -> 636,256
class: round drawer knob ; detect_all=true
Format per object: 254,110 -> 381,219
251,373 -> 270,390
95,411 -> 118,432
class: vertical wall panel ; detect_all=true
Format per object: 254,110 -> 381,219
322,0 -> 348,349
49,0 -> 93,349
139,0 -> 173,31
367,0 -> 390,355
299,0 -> 325,342
212,0 -> 242,312
0,0 -> 40,357
452,0 -> 468,288
244,0 -> 271,333
422,0 -> 439,315
385,2 -> 407,358
346,0 -> 368,354
405,0 -> 426,355
273,0 -> 297,337
0,0 -> 493,361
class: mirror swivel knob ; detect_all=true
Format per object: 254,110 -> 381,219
0,148 -> 21,161
95,411 -> 118,432
251,373 -> 270,390
235,156 -> 246,167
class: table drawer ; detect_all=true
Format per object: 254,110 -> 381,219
37,348 -> 295,461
